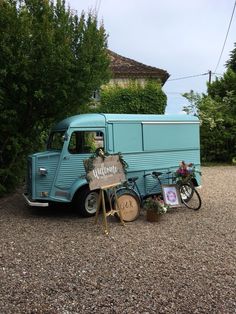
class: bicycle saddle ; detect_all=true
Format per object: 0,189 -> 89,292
128,177 -> 139,182
152,171 -> 163,177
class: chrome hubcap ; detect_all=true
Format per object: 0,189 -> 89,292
85,192 -> 98,214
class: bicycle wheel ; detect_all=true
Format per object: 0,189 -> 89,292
178,183 -> 194,202
181,186 -> 202,210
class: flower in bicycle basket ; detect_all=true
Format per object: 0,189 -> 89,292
143,196 -> 168,214
176,161 -> 194,179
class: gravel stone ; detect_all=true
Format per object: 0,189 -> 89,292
0,166 -> 235,313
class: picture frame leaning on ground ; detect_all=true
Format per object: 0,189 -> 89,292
162,184 -> 182,208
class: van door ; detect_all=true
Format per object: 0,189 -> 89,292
55,129 -> 105,191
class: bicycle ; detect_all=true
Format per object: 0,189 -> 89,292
117,170 -> 202,211
171,172 -> 202,210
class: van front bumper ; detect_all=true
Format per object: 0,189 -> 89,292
23,193 -> 49,207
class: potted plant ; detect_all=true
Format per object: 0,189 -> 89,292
143,196 -> 168,222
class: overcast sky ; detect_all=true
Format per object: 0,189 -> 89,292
67,0 -> 236,114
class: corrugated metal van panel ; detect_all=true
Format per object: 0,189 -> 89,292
55,155 -> 89,189
124,150 -> 200,171
144,172 -> 170,195
124,150 -> 200,195
35,155 -> 59,197
27,158 -> 32,196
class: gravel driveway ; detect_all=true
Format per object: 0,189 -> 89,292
0,166 -> 235,314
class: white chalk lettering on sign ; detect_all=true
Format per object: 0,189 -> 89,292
93,164 -> 118,180
83,155 -> 126,190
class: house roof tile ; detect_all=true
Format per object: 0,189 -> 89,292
108,49 -> 170,84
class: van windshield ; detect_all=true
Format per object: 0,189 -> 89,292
47,131 -> 65,151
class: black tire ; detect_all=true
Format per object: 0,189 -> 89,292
181,186 -> 202,210
74,187 -> 99,217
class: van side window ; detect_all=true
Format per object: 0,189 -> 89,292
47,131 -> 65,150
68,131 -> 104,154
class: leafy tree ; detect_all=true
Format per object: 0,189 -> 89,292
98,80 -> 167,114
0,0 -> 110,195
183,92 -> 221,161
208,69 -> 236,104
183,90 -> 236,162
183,42 -> 236,163
226,42 -> 236,72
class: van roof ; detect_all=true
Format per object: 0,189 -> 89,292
52,114 -> 106,130
103,114 -> 199,123
52,113 -> 199,130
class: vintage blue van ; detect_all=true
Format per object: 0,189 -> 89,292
23,113 -> 200,216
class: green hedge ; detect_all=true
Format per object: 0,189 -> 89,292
98,80 -> 167,114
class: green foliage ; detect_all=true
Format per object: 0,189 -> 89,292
97,80 -> 167,114
226,42 -> 236,72
183,90 -> 236,162
183,42 -> 236,163
143,197 -> 168,214
208,69 -> 236,103
0,0 -> 110,195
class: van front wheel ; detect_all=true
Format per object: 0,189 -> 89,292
74,188 -> 99,217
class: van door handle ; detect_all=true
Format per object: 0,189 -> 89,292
63,156 -> 70,160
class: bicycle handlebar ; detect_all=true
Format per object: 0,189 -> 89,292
143,173 -> 152,177
144,171 -> 173,179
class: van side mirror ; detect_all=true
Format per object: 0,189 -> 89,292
62,132 -> 68,141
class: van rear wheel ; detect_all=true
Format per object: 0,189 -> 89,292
74,187 -> 99,217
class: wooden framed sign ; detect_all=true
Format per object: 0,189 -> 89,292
84,154 -> 126,190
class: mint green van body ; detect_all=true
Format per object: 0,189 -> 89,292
24,114 -> 200,216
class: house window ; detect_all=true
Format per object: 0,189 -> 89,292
91,90 -> 100,101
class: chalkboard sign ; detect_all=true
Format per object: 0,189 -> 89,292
84,155 -> 126,190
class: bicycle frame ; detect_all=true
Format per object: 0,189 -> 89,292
123,173 -> 166,207
119,170 -> 201,211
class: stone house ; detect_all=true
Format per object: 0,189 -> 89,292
92,50 -> 169,99
108,49 -> 169,86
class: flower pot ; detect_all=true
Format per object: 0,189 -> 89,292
146,210 -> 160,222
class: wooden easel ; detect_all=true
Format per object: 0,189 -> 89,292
94,183 -> 125,235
